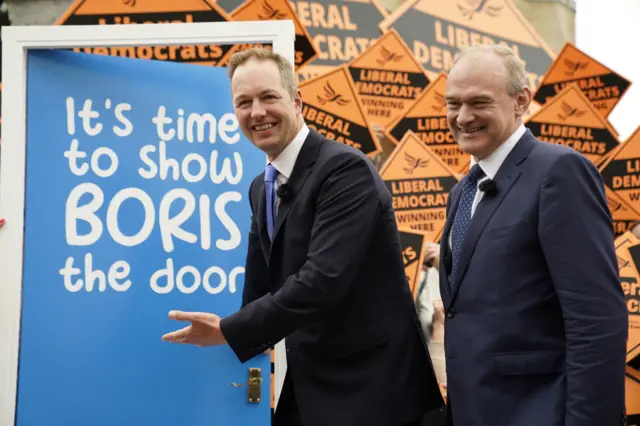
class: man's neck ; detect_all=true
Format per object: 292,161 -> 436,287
268,116 -> 304,162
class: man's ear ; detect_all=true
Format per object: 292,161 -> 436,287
294,89 -> 303,113
515,87 -> 532,118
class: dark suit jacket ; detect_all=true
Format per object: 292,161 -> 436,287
439,129 -> 629,426
221,129 -> 444,426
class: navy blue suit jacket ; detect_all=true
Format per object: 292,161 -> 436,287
221,129 -> 444,426
439,130 -> 628,426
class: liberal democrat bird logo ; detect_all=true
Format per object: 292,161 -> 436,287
557,101 -> 586,121
432,91 -> 447,112
404,152 -> 430,175
607,195 -> 625,213
123,0 -> 136,6
458,0 -> 503,20
564,59 -> 589,77
317,82 -> 350,106
258,0 -> 287,20
377,45 -> 404,67
617,255 -> 629,270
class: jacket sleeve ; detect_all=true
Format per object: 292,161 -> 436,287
220,154 -> 381,362
538,151 -> 628,426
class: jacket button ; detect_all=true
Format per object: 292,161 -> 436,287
447,309 -> 456,319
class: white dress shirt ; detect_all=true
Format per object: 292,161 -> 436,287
469,123 -> 526,216
264,123 -> 309,408
269,124 -> 309,212
448,123 -> 526,248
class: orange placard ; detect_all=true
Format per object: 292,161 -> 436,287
221,0 -> 318,69
606,187 -> 640,238
299,65 -> 381,156
626,367 -> 640,424
614,231 -> 640,365
379,0 -> 554,90
347,29 -> 430,128
525,83 -> 620,165
599,126 -> 640,214
398,228 -> 428,299
385,73 -> 469,174
56,0 -> 233,65
533,42 -> 632,119
379,130 -> 459,239
291,0 -> 388,83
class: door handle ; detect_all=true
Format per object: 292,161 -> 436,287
231,367 -> 262,403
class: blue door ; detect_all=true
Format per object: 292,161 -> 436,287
16,49 -> 270,426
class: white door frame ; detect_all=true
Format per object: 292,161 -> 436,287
0,20 -> 295,426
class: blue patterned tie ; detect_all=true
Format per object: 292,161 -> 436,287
450,164 -> 485,285
265,164 -> 278,240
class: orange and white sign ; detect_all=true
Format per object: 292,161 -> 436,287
379,0 -> 554,90
291,0 -> 389,82
606,187 -> 640,238
533,42 -> 632,119
599,126 -> 640,214
386,73 -> 469,174
299,65 -> 381,156
614,232 -> 640,367
525,83 -> 620,165
347,29 -> 430,128
222,0 -> 318,69
398,228 -> 428,299
379,130 -> 459,240
56,0 -> 233,65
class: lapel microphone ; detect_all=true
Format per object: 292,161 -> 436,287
276,183 -> 294,201
478,179 -> 498,197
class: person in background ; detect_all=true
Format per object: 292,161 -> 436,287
162,47 -> 444,426
416,241 -> 448,426
440,44 -> 628,426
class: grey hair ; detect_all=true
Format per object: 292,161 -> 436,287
451,44 -> 529,95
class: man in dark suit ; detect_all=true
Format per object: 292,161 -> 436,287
440,44 -> 629,426
162,48 -> 444,426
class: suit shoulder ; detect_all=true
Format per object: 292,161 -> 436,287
318,137 -> 376,169
527,138 -> 601,186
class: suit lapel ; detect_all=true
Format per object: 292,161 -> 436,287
448,131 -> 537,307
269,130 -> 323,262
440,185 -> 463,304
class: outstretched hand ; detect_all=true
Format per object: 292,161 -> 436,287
162,310 -> 227,347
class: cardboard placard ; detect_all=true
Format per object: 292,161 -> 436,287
347,29 -> 430,127
599,126 -> 640,214
525,83 -> 620,165
398,228 -> 428,299
379,131 -> 459,239
56,0 -> 233,65
614,232 -> 640,365
221,0 -> 318,69
533,42 -> 632,119
290,0 -> 389,82
385,73 -> 469,174
606,186 -> 640,238
379,0 -> 554,90
627,367 -> 640,425
299,65 -> 381,156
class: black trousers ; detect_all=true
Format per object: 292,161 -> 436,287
274,372 -> 435,426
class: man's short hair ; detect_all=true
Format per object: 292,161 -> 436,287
227,47 -> 297,99
451,44 -> 529,96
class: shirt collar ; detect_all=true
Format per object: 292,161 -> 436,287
470,123 -> 526,179
270,124 -> 309,180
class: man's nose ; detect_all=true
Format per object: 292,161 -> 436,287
456,105 -> 475,126
250,100 -> 266,119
